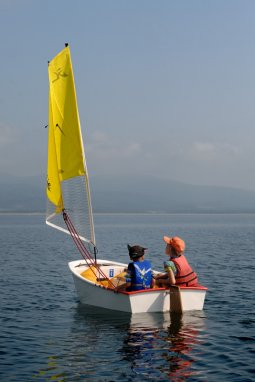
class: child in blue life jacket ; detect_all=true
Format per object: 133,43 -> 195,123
116,245 -> 154,292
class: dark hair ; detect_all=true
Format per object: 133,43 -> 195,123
170,246 -> 180,257
127,244 -> 146,259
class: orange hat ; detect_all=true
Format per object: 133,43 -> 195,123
163,236 -> 185,253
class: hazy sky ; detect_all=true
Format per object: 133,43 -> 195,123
1,0 -> 255,190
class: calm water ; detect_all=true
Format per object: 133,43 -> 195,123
0,213 -> 254,381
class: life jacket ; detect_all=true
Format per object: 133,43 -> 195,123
171,255 -> 198,286
127,260 -> 152,291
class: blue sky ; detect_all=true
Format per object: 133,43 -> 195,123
1,0 -> 255,190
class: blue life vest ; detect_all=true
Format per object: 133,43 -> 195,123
126,260 -> 152,291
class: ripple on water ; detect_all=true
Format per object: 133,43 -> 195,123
1,214 -> 255,381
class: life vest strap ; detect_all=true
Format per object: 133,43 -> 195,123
132,283 -> 149,287
176,275 -> 198,286
176,271 -> 195,279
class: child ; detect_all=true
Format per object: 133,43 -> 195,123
155,236 -> 198,287
117,245 -> 154,291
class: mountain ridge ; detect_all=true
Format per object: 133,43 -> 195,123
1,173 -> 255,213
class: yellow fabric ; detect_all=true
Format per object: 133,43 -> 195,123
47,45 -> 86,211
47,95 -> 63,211
80,267 -> 109,287
113,271 -> 126,281
81,268 -> 127,288
80,267 -> 97,282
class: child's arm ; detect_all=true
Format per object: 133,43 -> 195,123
155,261 -> 176,287
115,281 -> 131,291
166,268 -> 176,285
153,272 -> 168,279
115,264 -> 132,291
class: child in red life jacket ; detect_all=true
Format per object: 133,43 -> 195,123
154,236 -> 198,287
116,245 -> 154,291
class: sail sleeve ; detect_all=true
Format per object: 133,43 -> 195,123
47,90 -> 64,212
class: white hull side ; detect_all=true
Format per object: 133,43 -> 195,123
68,260 -> 207,313
180,288 -> 206,311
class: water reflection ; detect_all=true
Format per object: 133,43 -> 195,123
162,313 -> 202,380
33,306 -> 206,381
121,311 -> 206,381
73,306 -> 207,381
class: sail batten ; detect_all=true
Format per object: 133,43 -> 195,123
46,45 -> 95,245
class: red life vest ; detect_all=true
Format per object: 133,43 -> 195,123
171,255 -> 198,286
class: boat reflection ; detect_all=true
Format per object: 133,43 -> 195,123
120,311 -> 206,381
74,306 -> 206,381
32,307 -> 206,381
162,312 -> 204,380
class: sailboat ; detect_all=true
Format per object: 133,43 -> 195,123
46,44 -> 207,314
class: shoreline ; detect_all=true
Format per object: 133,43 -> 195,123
1,211 -> 255,216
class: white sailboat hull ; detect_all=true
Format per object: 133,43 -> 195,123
68,260 -> 207,314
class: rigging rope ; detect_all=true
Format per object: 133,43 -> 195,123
62,210 -> 115,289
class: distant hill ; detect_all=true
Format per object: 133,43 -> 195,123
1,173 -> 255,213
91,175 -> 255,213
0,174 -> 45,213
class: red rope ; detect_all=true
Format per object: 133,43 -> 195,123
62,211 -> 115,288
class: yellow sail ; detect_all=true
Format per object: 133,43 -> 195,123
46,45 -> 95,245
47,45 -> 85,210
